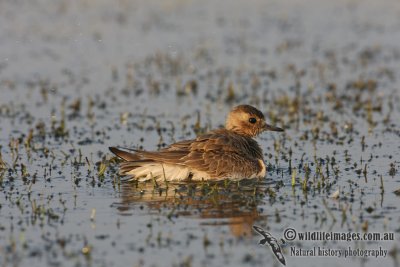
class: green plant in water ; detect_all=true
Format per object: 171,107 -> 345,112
291,168 -> 297,187
97,160 -> 107,181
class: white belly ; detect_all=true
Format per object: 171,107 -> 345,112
126,160 -> 266,181
127,163 -> 211,182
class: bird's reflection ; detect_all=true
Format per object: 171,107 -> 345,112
113,179 -> 274,237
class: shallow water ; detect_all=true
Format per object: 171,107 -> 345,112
0,0 -> 399,266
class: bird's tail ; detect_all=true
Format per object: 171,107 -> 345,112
109,147 -> 141,161
109,147 -> 190,182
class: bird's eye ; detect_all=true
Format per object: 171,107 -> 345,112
249,117 -> 257,124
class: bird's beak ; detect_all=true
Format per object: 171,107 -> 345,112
263,122 -> 284,132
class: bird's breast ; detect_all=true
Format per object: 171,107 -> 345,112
256,159 -> 266,178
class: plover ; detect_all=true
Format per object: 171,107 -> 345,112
109,105 -> 284,181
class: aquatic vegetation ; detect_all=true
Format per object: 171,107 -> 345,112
0,1 -> 399,267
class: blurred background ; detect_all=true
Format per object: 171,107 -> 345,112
0,0 -> 399,267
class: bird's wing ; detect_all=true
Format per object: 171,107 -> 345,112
133,130 -> 261,178
269,240 -> 286,266
253,225 -> 286,266
253,225 -> 268,238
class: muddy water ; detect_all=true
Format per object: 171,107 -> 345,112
0,0 -> 399,266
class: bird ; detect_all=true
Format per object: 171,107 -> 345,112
109,104 -> 284,182
253,225 -> 286,266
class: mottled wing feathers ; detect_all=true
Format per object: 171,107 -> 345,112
140,129 -> 262,178
132,150 -> 188,165
110,128 -> 265,180
182,150 -> 259,178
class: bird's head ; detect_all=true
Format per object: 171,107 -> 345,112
225,105 -> 284,137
